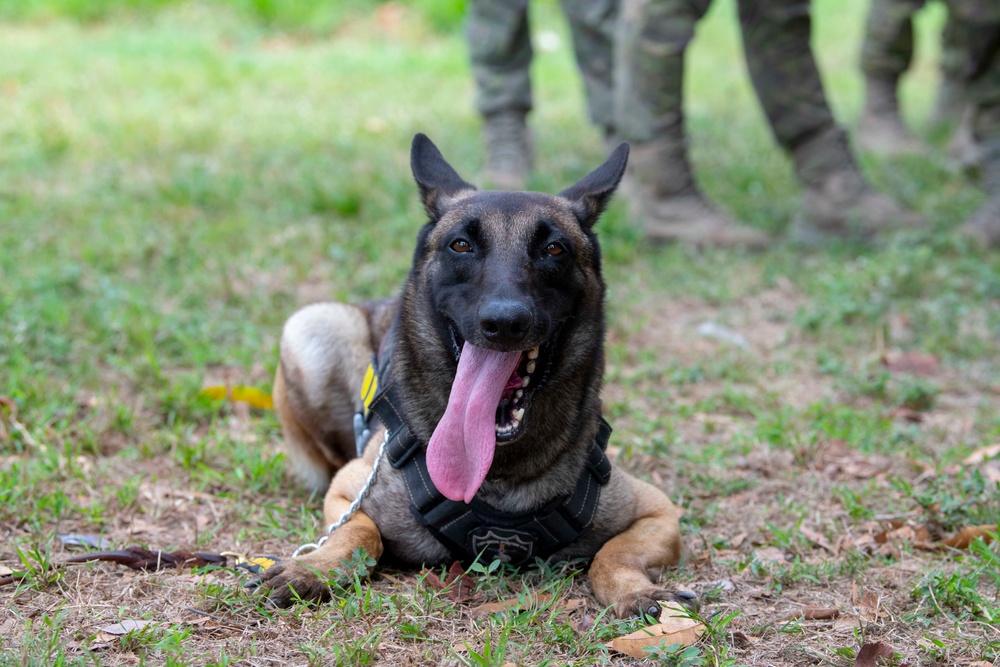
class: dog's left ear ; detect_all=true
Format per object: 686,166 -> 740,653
559,142 -> 629,229
411,133 -> 476,220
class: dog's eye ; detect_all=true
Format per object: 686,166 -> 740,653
450,239 -> 473,253
544,243 -> 565,257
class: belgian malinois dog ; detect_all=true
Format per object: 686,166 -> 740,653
258,134 -> 690,618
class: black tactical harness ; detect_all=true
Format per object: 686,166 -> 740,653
355,347 -> 613,566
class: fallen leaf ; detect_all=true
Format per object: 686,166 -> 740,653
606,602 -> 705,659
857,591 -> 883,621
471,593 -> 554,616
940,525 -> 997,549
753,546 -> 786,563
882,350 -> 939,376
573,612 -> 594,633
730,631 -> 760,648
200,385 -> 273,410
812,440 -> 889,480
800,526 -> 835,553
422,561 -> 476,603
100,620 -> 155,635
834,614 -> 860,631
782,607 -> 839,621
854,641 -> 894,667
0,565 -> 12,577
890,407 -> 924,422
963,443 -> 1000,465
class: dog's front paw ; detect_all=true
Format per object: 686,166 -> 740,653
613,587 -> 697,619
252,560 -> 331,608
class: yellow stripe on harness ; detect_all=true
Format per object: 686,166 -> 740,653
360,363 -> 378,416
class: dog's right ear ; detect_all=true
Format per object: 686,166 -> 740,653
411,134 -> 476,220
559,142 -> 629,229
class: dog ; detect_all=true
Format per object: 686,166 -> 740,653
257,134 -> 691,618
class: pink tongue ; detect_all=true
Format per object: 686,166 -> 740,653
426,343 -> 522,503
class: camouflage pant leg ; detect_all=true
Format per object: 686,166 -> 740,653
467,0 -> 533,117
559,0 -> 618,131
736,0 -> 839,154
939,9 -> 967,85
860,0 -> 926,79
944,1 -> 1000,180
613,0 -> 713,143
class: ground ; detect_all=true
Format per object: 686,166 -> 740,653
1,0 -> 998,665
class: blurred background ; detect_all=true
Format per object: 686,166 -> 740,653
1,1 -> 999,664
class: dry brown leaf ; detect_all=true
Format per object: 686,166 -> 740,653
940,524 -> 997,549
422,561 -> 476,603
782,607 -> 839,621
606,602 -> 705,659
753,546 -> 786,563
857,591 -> 883,621
834,614 -> 860,632
854,641 -> 894,667
890,407 -> 924,423
882,350 -> 939,376
968,662 -> 996,667
471,593 -> 554,616
800,526 -> 835,553
0,565 -> 13,577
573,612 -> 594,633
813,440 -> 888,480
100,620 -> 155,635
963,443 -> 1000,465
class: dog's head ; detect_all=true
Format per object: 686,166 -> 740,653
401,134 -> 628,503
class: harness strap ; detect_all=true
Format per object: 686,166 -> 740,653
360,346 -> 613,566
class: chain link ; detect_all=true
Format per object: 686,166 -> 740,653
292,429 -> 389,558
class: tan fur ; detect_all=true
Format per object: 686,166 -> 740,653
258,137 -> 688,617
263,297 -> 687,616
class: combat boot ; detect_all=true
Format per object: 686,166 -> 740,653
857,76 -> 926,156
483,110 -> 532,190
627,138 -> 770,249
930,77 -> 966,129
947,108 -> 981,174
959,152 -> 1000,246
959,195 -> 1000,246
792,127 -> 923,245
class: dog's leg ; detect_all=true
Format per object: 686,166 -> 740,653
589,476 -> 694,618
257,451 -> 385,607
275,302 -> 375,493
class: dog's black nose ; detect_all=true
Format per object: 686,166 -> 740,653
479,300 -> 532,346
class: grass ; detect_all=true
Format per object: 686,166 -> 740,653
2,0 -> 999,664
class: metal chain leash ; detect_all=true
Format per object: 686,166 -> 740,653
292,429 -> 390,558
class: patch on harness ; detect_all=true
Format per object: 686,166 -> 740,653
469,527 -> 536,565
360,363 -> 378,417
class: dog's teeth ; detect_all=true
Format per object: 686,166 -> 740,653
521,376 -> 530,388
512,407 -> 524,421
511,418 -> 520,429
528,347 -> 539,360
526,361 -> 536,374
515,389 -> 523,399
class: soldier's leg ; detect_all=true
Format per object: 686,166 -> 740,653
559,0 -> 617,136
737,0 -> 922,243
948,2 -> 1000,244
467,0 -> 534,189
613,0 -> 770,248
858,0 -> 927,154
935,8 -> 969,126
